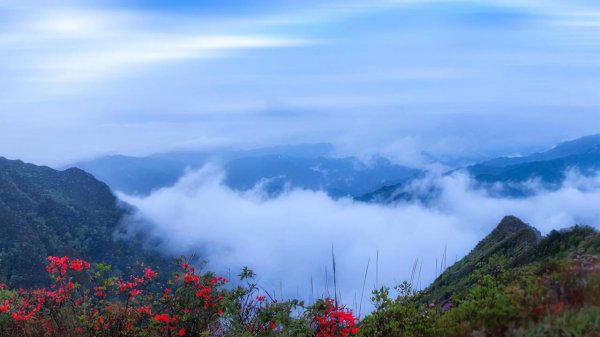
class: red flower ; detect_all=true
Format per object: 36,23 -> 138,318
144,267 -> 158,279
315,299 -> 359,337
0,300 -> 8,313
184,273 -> 199,284
154,313 -> 171,323
178,328 -> 186,336
137,305 -> 152,315
69,259 -> 90,271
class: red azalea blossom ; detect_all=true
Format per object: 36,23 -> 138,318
69,259 -> 91,271
144,267 -> 158,279
184,273 -> 199,284
315,299 -> 359,337
0,300 -> 8,313
154,313 -> 178,324
137,305 -> 152,315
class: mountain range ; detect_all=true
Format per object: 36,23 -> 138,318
358,134 -> 600,203
68,144 -> 420,198
68,134 -> 600,203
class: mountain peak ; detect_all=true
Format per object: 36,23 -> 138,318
422,216 -> 541,301
550,134 -> 600,154
471,215 -> 541,262
490,215 -> 537,240
481,134 -> 600,168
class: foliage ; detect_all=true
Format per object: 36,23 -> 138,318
0,256 -> 360,337
420,216 -> 541,303
359,252 -> 600,337
0,157 -> 174,287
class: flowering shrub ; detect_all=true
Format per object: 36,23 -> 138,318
313,299 -> 359,337
0,256 -> 360,337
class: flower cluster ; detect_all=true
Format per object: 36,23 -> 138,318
314,299 -> 359,337
0,256 -> 360,337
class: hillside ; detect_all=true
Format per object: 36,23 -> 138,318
359,216 -> 600,337
422,215 -> 600,303
421,216 -> 542,302
0,157 -> 170,287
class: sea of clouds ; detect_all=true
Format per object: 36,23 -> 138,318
119,166 -> 600,313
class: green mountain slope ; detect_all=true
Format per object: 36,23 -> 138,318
360,216 -> 600,337
0,157 -> 170,287
422,216 -> 600,303
422,216 -> 542,302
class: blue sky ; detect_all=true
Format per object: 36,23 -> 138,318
1,0 -> 600,166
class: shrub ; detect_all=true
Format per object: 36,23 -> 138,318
0,256 -> 360,337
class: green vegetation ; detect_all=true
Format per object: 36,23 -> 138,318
359,217 -> 600,337
0,157 -> 171,288
0,256 -> 359,337
422,216 -> 541,303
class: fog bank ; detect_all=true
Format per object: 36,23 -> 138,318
119,166 -> 600,311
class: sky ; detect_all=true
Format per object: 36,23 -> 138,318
1,0 -> 600,166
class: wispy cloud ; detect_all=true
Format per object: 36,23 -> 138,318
0,8 -> 310,84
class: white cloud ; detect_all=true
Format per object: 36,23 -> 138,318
119,165 -> 600,312
0,7 -> 310,85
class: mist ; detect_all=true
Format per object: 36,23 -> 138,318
119,165 -> 600,311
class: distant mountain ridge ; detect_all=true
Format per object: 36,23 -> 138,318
68,144 -> 421,197
358,134 -> 600,202
467,134 -> 600,187
0,157 -> 170,287
479,134 -> 600,168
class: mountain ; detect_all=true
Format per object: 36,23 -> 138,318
70,155 -> 188,195
421,216 -> 542,302
223,155 -> 419,197
467,134 -> 600,189
360,216 -> 600,337
477,134 -> 600,168
0,157 -> 170,287
358,134 -> 600,202
422,215 -> 600,303
68,144 -> 421,198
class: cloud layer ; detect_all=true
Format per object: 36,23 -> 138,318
120,166 -> 600,312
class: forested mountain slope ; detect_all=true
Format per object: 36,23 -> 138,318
0,157 -> 169,287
